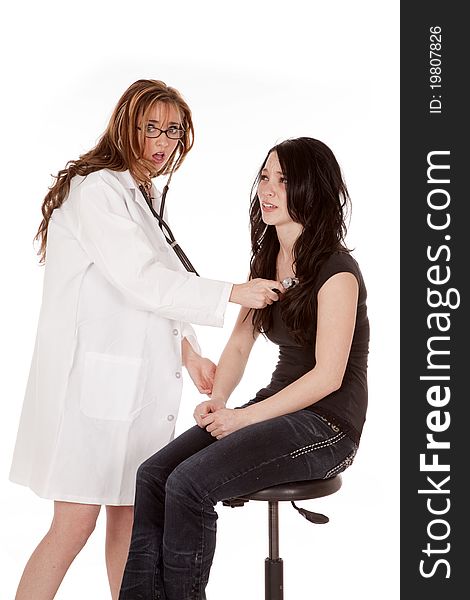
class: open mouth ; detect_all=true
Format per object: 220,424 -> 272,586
261,202 -> 278,211
152,152 -> 165,164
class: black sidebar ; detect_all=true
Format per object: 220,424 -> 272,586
401,3 -> 467,598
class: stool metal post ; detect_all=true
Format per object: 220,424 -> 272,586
265,500 -> 283,600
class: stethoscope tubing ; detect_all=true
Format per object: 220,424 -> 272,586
139,183 -> 200,276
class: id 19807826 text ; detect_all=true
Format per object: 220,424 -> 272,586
429,26 -> 443,114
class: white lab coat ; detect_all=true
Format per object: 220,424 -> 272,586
9,169 -> 232,505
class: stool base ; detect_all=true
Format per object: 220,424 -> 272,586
265,557 -> 283,600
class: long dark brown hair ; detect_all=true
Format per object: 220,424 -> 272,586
35,79 -> 194,263
249,137 -> 351,344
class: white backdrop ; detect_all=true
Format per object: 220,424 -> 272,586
0,1 -> 399,599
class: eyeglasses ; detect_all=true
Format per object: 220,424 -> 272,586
138,123 -> 185,140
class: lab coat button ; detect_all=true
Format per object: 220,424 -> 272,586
167,414 -> 175,421
172,329 -> 179,336
175,371 -> 181,379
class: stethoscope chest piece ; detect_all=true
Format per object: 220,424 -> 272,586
282,277 -> 299,290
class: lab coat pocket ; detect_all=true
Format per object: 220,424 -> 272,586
80,352 -> 146,421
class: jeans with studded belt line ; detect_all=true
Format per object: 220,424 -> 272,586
118,407 -> 358,600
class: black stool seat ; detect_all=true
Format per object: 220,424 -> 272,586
239,475 -> 342,502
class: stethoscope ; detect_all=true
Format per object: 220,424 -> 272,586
139,175 -> 199,276
140,177 -> 300,292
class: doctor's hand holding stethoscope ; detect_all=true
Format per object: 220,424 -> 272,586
9,78 -> 284,600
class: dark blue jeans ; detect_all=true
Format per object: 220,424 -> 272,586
118,409 -> 357,600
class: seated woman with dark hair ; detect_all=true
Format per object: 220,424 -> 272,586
119,136 -> 370,600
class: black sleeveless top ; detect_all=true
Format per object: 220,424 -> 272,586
254,252 -> 369,444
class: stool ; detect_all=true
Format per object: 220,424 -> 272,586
223,475 -> 342,600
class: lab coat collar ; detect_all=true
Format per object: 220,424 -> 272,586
111,169 -> 138,190
107,169 -> 162,213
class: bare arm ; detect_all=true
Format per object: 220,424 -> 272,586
203,272 -> 359,438
193,307 -> 259,425
211,307 -> 259,403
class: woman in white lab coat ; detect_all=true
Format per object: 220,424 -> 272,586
9,79 -> 283,600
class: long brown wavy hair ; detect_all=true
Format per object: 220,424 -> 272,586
249,137 -> 351,344
35,79 -> 194,263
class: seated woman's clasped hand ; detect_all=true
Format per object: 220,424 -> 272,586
194,401 -> 252,439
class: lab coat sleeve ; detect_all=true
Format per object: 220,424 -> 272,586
181,323 -> 202,355
75,180 -> 233,327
